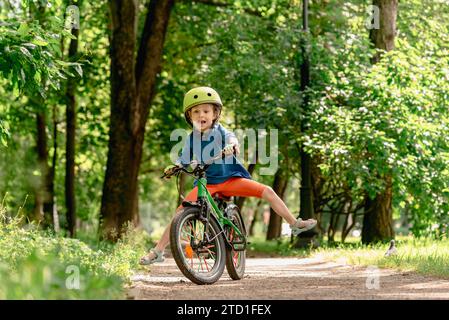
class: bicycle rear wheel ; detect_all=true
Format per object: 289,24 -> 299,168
170,207 -> 226,285
224,205 -> 246,280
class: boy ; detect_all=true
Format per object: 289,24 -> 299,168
140,86 -> 317,264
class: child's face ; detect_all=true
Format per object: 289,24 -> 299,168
189,104 -> 218,132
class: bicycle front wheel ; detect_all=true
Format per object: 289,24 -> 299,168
170,207 -> 226,285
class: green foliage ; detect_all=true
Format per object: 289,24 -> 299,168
0,18 -> 80,97
151,0 -> 449,239
303,1 -> 449,237
0,117 -> 9,147
0,250 -> 123,300
0,204 -> 148,299
1,0 -> 449,251
0,0 -> 106,226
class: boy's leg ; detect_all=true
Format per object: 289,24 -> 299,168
153,206 -> 182,252
140,187 -> 199,264
222,178 -> 316,230
261,187 -> 316,228
261,187 -> 296,225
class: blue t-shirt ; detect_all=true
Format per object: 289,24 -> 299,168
176,123 -> 252,185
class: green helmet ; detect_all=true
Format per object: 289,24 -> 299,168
183,86 -> 223,126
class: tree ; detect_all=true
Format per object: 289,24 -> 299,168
362,0 -> 398,244
303,0 -> 449,241
99,0 -> 175,241
0,2 -> 80,228
266,168 -> 288,240
30,1 -> 56,228
65,0 -> 83,237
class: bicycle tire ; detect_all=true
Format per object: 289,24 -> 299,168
224,206 -> 246,280
170,207 -> 226,285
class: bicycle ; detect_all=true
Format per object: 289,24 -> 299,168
162,148 -> 247,285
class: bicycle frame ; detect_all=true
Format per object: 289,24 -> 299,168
196,176 -> 244,239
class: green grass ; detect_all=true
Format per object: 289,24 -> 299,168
247,236 -> 310,258
314,238 -> 449,279
3,195 -> 448,299
0,204 -> 150,299
248,235 -> 449,279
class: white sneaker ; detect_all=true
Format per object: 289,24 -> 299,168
290,218 -> 317,236
139,248 -> 165,265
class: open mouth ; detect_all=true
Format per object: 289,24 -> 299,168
200,120 -> 207,125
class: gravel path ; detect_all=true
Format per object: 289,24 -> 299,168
127,256 -> 449,300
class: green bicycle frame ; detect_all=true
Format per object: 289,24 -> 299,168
196,177 -> 244,238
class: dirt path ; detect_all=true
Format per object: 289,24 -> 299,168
127,255 -> 449,300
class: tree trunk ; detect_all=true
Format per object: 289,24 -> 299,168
248,199 -> 263,237
362,0 -> 397,243
99,0 -> 174,241
177,172 -> 186,207
65,17 -> 79,238
52,104 -> 60,233
33,113 -> 45,221
295,0 -> 318,248
266,169 -> 288,240
362,176 -> 394,243
34,111 -> 54,228
29,0 -> 54,229
370,0 -> 398,64
311,155 -> 325,234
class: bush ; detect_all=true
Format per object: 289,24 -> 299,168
0,205 -> 149,299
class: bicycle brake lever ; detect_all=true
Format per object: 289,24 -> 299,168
161,172 -> 173,179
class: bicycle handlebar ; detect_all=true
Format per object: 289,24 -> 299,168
161,145 -> 237,179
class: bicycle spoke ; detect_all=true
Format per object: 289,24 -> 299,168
204,246 -> 217,261
177,216 -> 222,275
203,257 -> 211,272
181,223 -> 195,241
233,251 -> 239,266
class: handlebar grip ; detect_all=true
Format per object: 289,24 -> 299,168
221,145 -> 237,158
161,166 -> 183,179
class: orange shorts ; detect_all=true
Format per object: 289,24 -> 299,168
178,177 -> 267,209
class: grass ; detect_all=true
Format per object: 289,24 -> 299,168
248,234 -> 449,279
2,195 -> 448,299
314,238 -> 449,279
247,235 -> 310,258
0,203 -> 150,299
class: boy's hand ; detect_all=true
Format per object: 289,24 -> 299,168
163,164 -> 181,176
223,143 -> 239,156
